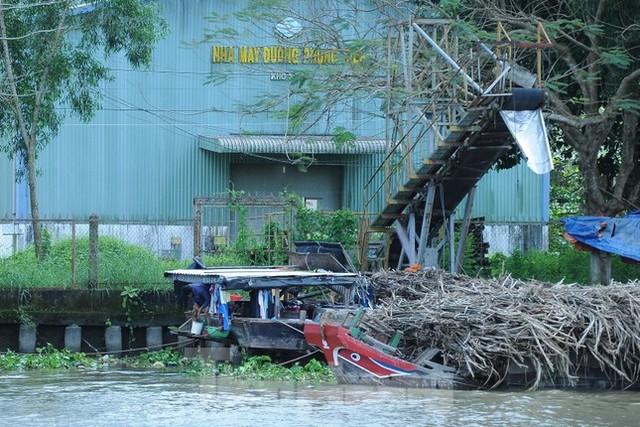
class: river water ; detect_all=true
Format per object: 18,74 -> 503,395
1,370 -> 639,427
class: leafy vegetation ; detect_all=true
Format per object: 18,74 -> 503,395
200,191 -> 359,268
455,221 -> 639,285
211,355 -> 334,382
0,236 -> 183,289
488,249 -> 639,285
199,190 -> 292,267
0,0 -> 168,259
295,206 -> 358,249
0,345 -> 93,371
1,220 -> 637,289
0,347 -> 335,383
0,191 -> 362,288
0,185 -> 636,289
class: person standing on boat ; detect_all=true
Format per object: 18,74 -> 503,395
183,283 -> 211,326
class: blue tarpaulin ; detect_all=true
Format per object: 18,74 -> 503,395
562,211 -> 640,262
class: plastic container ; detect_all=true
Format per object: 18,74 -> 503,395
190,320 -> 204,335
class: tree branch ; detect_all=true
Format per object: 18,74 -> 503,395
0,0 -> 30,146
613,67 -> 640,100
28,1 -> 71,142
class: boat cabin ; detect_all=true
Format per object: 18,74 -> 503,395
164,252 -> 373,354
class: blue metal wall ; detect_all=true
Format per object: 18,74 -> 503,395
459,165 -> 550,223
0,157 -> 12,217
10,0 -> 547,222
36,0 -> 250,220
30,0 -> 387,220
343,153 -> 386,216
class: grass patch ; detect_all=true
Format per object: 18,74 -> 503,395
0,236 -> 187,289
489,249 -> 639,284
2,235 -> 637,289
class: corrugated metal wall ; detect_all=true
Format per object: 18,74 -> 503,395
345,154 -> 549,223
343,153 -> 386,216
459,163 -> 550,223
36,0 -> 242,220
0,156 -> 13,217
32,0 -> 386,220
17,0 -> 546,222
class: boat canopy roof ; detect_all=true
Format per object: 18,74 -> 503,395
164,266 -> 367,291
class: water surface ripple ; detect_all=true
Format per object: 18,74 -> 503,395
1,370 -> 638,426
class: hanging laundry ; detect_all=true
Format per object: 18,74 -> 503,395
218,303 -> 230,331
219,289 -> 231,304
209,284 -> 218,315
258,289 -> 268,319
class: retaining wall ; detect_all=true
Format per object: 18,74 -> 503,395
0,289 -> 185,354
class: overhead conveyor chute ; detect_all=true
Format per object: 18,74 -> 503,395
499,87 -> 552,175
500,109 -> 553,175
359,19 -> 554,273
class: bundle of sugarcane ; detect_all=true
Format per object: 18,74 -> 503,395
369,269 -> 640,389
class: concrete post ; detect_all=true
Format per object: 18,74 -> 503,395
105,326 -> 122,355
64,325 -> 82,352
89,214 -> 99,289
193,201 -> 202,257
230,344 -> 242,367
19,324 -> 37,353
146,326 -> 163,351
590,250 -> 612,285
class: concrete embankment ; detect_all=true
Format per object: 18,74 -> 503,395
0,288 -> 185,355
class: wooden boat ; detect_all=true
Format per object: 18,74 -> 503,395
164,244 -> 374,357
304,308 -> 480,390
304,306 -> 640,391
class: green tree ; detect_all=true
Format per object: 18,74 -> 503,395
0,0 -> 167,259
205,1 -> 639,282
455,0 -> 640,283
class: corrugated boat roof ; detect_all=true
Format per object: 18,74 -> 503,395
198,135 -> 386,154
164,267 -> 366,290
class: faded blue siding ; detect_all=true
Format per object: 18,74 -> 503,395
37,0 -> 241,220
343,153 -> 386,215
0,156 -> 12,217
27,0 -> 545,222
457,163 -> 550,223
35,0 -> 388,220
349,156 -> 549,223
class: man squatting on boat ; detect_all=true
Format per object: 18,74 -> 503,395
183,283 -> 211,325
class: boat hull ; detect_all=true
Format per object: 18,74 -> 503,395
304,322 -> 478,390
327,355 -> 467,389
232,318 -> 312,351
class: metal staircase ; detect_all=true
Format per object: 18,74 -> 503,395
359,19 -> 551,272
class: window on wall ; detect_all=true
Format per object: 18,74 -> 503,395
304,198 -> 319,210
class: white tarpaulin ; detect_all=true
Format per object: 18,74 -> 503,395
500,109 -> 553,174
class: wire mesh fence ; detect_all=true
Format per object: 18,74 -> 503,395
3,214 -> 637,287
0,217 -> 554,261
0,181 -> 564,287
0,193 -> 299,287
0,218 -> 194,260
483,221 -> 551,255
193,194 -> 294,265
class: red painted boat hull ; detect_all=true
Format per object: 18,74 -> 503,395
304,322 -> 478,390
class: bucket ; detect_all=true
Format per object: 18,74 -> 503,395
190,320 -> 204,335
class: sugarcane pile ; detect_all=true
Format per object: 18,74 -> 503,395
368,269 -> 640,389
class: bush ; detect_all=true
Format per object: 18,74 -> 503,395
489,248 -> 640,285
0,236 -> 184,289
295,207 -> 358,248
